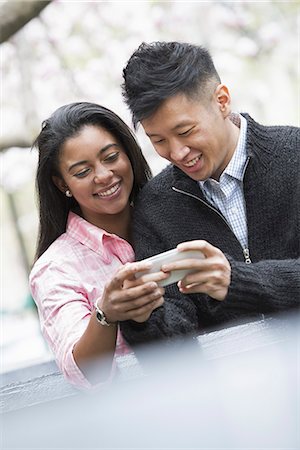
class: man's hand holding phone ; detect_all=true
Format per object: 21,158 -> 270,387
162,240 -> 231,301
134,240 -> 231,301
135,248 -> 205,287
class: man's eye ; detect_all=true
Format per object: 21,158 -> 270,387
74,168 -> 90,178
154,139 -> 164,144
179,128 -> 192,136
104,152 -> 119,162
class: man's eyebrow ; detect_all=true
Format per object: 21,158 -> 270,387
146,122 -> 192,137
146,132 -> 161,138
68,143 -> 119,172
171,121 -> 193,131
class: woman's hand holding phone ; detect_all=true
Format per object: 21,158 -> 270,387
98,261 -> 168,324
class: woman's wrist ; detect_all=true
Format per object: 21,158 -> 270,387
94,300 -> 117,326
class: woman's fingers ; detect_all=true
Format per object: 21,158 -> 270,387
97,258 -> 167,323
130,296 -> 164,323
107,261 -> 153,289
124,269 -> 170,288
108,290 -> 164,323
116,284 -> 165,312
100,276 -> 165,323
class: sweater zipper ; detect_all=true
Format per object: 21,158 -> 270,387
172,186 -> 252,264
243,248 -> 252,264
240,157 -> 252,264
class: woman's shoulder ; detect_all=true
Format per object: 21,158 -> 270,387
30,233 -> 79,278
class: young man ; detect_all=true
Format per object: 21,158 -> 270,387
120,41 -> 300,346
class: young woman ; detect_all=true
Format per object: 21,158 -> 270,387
29,102 -> 166,388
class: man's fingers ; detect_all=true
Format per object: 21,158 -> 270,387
161,257 -> 207,273
177,240 -> 223,259
178,279 -> 227,301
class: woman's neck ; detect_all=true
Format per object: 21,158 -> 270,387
82,204 -> 132,242
107,205 -> 132,242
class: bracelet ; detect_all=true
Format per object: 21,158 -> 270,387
94,300 -> 113,327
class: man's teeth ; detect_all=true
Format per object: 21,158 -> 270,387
98,183 -> 120,197
184,155 -> 201,167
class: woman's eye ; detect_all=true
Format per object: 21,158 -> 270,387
104,152 -> 119,162
74,168 -> 90,178
154,138 -> 164,144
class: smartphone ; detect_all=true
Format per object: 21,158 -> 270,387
135,248 -> 204,287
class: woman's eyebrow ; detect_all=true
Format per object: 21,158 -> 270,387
68,160 -> 88,172
68,143 -> 119,172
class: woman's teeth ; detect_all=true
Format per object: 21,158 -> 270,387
98,183 -> 120,197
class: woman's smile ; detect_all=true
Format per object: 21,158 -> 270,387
94,181 -> 122,198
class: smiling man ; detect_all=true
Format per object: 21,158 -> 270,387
120,41 -> 300,346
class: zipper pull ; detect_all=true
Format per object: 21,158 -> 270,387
243,248 -> 252,264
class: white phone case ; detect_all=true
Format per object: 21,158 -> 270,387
136,248 -> 204,287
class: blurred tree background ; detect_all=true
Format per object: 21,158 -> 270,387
1,0 -> 299,372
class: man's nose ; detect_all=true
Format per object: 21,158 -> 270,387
94,165 -> 113,183
169,142 -> 190,162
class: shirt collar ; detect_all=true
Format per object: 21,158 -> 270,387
222,114 -> 248,181
199,113 -> 248,189
66,211 -> 133,264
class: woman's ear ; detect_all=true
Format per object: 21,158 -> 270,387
52,175 -> 67,194
214,84 -> 231,116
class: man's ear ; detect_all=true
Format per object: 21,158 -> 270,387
52,175 -> 67,194
214,84 -> 231,116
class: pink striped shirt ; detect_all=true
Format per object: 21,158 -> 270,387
29,211 -> 134,388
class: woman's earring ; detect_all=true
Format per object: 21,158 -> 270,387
65,190 -> 72,198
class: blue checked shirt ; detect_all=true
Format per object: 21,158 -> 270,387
199,114 -> 249,250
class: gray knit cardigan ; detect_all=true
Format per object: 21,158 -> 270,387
120,114 -> 300,346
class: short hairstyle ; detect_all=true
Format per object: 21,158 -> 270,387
122,41 -> 221,128
33,102 -> 151,260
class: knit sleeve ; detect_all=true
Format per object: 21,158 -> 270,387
226,257 -> 300,312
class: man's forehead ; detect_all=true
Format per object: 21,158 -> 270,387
141,94 -> 207,135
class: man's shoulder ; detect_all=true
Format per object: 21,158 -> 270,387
243,113 -> 299,158
140,164 -> 174,197
243,113 -> 299,136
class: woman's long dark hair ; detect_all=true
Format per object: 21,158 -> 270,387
33,102 -> 152,261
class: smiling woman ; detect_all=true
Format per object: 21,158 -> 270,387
53,125 -> 134,239
29,102 -> 167,388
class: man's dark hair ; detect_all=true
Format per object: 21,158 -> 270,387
122,41 -> 221,128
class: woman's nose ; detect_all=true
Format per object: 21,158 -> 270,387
94,165 -> 113,183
